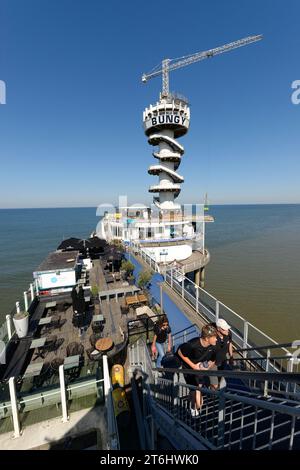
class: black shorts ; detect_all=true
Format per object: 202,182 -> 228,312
184,373 -> 206,387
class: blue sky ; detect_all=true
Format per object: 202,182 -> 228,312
0,0 -> 299,208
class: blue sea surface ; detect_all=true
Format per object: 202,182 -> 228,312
0,207 -> 98,316
205,204 -> 300,342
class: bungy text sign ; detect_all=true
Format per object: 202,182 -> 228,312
144,113 -> 190,130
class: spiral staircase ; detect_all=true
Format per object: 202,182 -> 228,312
143,94 -> 190,211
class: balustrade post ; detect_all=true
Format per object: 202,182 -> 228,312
160,284 -> 163,315
15,301 -> 20,314
243,322 -> 249,358
263,349 -> 270,397
215,300 -> 220,323
6,314 -> 12,340
287,353 -> 294,373
59,365 -> 69,423
8,377 -> 21,438
35,279 -> 39,296
146,317 -> 149,343
172,372 -> 179,418
30,283 -> 34,302
196,286 -> 199,313
217,390 -> 226,448
24,291 -> 28,312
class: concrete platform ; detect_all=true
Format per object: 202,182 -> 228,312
176,249 -> 210,274
0,405 -> 107,450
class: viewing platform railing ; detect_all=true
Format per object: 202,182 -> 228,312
129,244 -> 299,374
129,339 -> 300,450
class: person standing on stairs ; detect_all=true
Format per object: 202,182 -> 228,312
176,325 -> 218,417
209,318 -> 233,389
151,315 -> 172,368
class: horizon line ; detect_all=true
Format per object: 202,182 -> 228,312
1,202 -> 300,210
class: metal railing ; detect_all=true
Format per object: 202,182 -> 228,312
176,250 -> 210,274
103,355 -> 120,450
132,243 -> 161,273
171,323 -> 200,350
127,244 -> 297,376
129,339 -> 300,450
163,268 -> 295,372
127,312 -> 165,343
0,357 -> 108,440
0,282 -> 38,350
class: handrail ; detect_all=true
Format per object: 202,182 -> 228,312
130,247 -> 293,373
172,323 -> 198,338
173,381 -> 300,417
165,267 -> 292,357
130,339 -> 300,451
154,367 -> 300,383
235,342 -> 296,353
231,355 -> 293,362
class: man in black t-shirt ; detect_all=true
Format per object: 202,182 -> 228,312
176,324 -> 217,417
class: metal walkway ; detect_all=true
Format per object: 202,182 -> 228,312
128,339 -> 300,450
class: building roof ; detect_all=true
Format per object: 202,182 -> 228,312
35,251 -> 79,272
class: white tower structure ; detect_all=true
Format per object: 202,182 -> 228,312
97,35 -> 262,285
143,94 -> 190,211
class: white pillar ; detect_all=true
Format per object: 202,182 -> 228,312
35,279 -> 39,295
196,286 -> 199,313
264,349 -> 270,397
16,302 -> 20,314
243,322 -> 249,358
286,353 -> 294,373
160,284 -> 163,315
59,365 -> 69,423
30,283 -> 34,302
8,377 -> 21,438
6,314 -> 12,340
24,292 -> 28,312
215,300 -> 220,323
103,355 -> 110,399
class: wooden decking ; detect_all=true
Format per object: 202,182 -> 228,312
2,258 -> 147,384
32,259 -> 134,368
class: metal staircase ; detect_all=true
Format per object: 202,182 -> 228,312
128,338 -> 300,450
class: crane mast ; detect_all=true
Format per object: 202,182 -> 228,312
142,34 -> 263,97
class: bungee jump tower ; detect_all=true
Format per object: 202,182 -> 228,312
99,35 -> 262,286
143,95 -> 190,211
